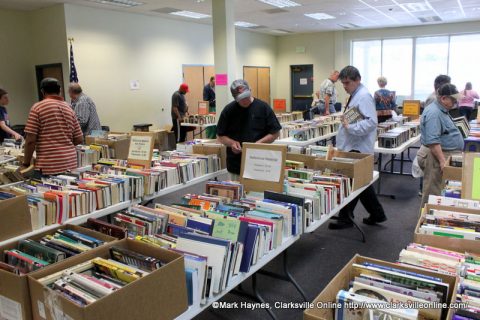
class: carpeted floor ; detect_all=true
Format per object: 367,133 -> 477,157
155,151 -> 423,320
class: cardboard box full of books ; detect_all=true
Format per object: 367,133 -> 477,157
192,144 -> 227,170
414,203 -> 480,254
85,134 -> 130,160
312,151 -> 374,191
28,238 -> 188,320
0,195 -> 32,242
0,224 -> 116,320
304,254 -> 458,320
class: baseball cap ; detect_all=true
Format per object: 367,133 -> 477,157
230,79 -> 252,102
179,83 -> 189,93
438,83 -> 462,100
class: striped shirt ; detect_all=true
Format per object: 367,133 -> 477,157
71,93 -> 101,137
25,96 -> 83,175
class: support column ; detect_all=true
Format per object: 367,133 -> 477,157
212,0 -> 237,118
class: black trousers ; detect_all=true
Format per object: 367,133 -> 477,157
172,118 -> 187,143
338,149 -> 385,221
338,184 -> 385,221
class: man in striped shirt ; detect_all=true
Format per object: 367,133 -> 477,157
22,78 -> 83,175
68,83 -> 101,139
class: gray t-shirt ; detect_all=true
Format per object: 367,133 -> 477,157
171,91 -> 187,119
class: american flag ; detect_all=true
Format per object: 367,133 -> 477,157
69,43 -> 78,83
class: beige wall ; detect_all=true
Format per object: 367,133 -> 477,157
276,32 -> 337,111
0,9 -> 35,124
64,3 -> 278,132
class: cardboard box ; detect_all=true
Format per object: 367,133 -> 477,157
192,144 -> 227,169
414,203 -> 480,254
0,195 -> 32,242
0,225 -> 116,320
442,155 -> 462,182
286,151 -> 374,190
151,129 -> 170,151
84,136 -> 130,160
304,254 -> 458,320
28,238 -> 188,320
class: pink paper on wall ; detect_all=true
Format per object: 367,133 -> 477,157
216,74 -> 228,86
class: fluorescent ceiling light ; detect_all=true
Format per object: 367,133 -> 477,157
169,10 -> 211,19
235,21 -> 259,27
304,12 -> 336,20
91,0 -> 144,7
399,2 -> 432,12
271,29 -> 289,33
258,0 -> 301,8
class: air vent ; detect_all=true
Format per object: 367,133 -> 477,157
338,23 -> 360,29
151,7 -> 178,14
418,16 -> 442,22
264,8 -> 288,14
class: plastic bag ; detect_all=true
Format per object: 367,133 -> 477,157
411,156 -> 424,178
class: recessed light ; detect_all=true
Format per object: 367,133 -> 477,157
169,10 -> 210,19
399,2 -> 432,12
90,0 -> 144,7
257,0 -> 301,9
271,29 -> 289,34
235,21 -> 259,28
304,12 -> 336,20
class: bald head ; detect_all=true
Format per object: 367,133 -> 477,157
68,83 -> 82,100
329,70 -> 340,82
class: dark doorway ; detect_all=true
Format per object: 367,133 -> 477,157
35,63 -> 65,100
290,64 -> 313,117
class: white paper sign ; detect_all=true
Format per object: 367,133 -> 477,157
242,149 -> 282,182
299,78 -> 308,85
128,136 -> 153,161
0,295 -> 22,320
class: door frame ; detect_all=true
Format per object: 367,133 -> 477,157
35,63 -> 65,100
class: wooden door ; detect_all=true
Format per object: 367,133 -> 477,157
257,67 -> 270,104
182,66 -> 204,115
243,67 -> 258,98
35,63 -> 65,100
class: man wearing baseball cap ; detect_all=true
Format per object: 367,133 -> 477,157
417,83 -> 464,206
216,79 -> 282,179
171,83 -> 190,142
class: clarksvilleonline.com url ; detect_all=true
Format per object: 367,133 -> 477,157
316,301 -> 469,310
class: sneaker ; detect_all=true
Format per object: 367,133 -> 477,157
328,220 -> 354,230
362,215 -> 387,225
418,191 -> 422,196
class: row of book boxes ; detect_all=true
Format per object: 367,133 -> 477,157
192,144 -> 227,170
0,225 -> 116,320
286,151 -> 374,191
28,238 -> 187,320
303,255 -> 458,320
0,194 -> 32,242
84,135 -> 130,160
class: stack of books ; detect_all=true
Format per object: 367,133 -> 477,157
276,112 -> 303,124
279,118 -> 340,140
378,127 -> 411,148
343,106 -> 364,124
37,245 -> 165,306
334,262 -> 451,320
183,114 -> 216,125
418,206 -> 480,240
1,228 -> 107,275
285,168 -> 352,228
453,116 -> 471,138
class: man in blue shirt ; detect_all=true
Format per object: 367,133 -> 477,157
418,83 -> 464,206
329,66 -> 387,230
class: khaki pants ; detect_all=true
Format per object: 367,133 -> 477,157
417,145 -> 456,206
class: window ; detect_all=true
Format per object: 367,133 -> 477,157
351,32 -> 480,102
414,36 -> 449,101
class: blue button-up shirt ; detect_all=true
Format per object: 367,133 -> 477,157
420,100 -> 464,151
337,83 -> 378,154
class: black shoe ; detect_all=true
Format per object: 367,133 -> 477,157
328,220 -> 354,230
362,215 -> 387,225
